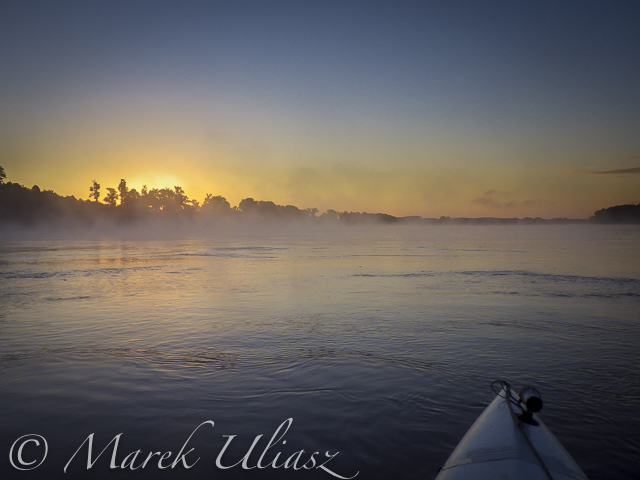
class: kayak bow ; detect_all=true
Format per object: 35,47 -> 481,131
435,381 -> 588,480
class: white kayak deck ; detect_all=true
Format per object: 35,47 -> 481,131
435,389 -> 588,480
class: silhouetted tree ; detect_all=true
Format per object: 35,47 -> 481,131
0,166 -> 6,185
139,186 -> 195,216
333,211 -> 398,224
320,209 -> 339,221
89,180 -> 100,202
174,186 -> 188,208
239,197 -> 257,213
236,197 -> 312,220
0,168 -> 102,226
202,194 -> 231,216
118,179 -> 129,205
104,188 -> 118,207
125,188 -> 140,204
175,186 -> 199,214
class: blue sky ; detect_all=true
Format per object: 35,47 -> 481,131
2,1 -> 639,217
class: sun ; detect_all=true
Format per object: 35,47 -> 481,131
127,172 -> 185,194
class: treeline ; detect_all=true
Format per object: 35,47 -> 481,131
0,166 -> 638,226
0,167 -> 372,226
590,203 -> 640,224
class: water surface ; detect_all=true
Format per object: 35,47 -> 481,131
1,225 -> 639,479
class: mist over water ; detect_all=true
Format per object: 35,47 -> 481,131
1,225 -> 639,479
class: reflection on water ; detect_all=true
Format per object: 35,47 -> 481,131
0,225 -> 639,479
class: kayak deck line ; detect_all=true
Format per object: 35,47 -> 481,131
442,445 -> 548,469
504,382 -> 555,480
435,381 -> 589,480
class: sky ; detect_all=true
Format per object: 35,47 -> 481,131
1,0 -> 639,219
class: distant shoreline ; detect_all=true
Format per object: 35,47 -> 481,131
1,167 -> 639,228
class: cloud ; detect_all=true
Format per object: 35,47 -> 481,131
473,190 -> 515,208
590,166 -> 640,175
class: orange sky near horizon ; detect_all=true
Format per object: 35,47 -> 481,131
4,144 -> 639,219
